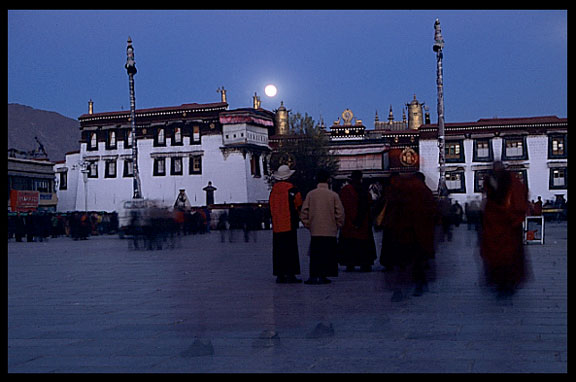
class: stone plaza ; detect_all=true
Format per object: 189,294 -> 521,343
8,222 -> 567,373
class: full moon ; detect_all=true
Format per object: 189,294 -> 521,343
264,84 -> 277,97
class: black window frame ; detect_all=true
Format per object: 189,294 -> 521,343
59,171 -> 68,190
548,134 -> 567,159
154,127 -> 166,147
123,130 -> 133,149
123,158 -> 134,178
502,136 -> 528,161
190,125 -> 201,145
550,167 -> 568,189
106,129 -> 117,150
250,153 -> 261,178
189,156 -> 202,175
171,157 -> 183,176
171,126 -> 183,146
444,170 -> 466,193
104,159 -> 117,178
473,169 -> 491,193
87,160 -> 98,178
472,138 -> 494,162
153,157 -> 166,176
445,140 -> 465,163
87,131 -> 99,151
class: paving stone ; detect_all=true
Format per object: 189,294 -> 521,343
8,222 -> 567,373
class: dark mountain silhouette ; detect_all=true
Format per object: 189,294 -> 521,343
8,103 -> 81,162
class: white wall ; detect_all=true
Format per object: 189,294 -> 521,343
418,140 -> 440,192
54,152 -> 81,212
55,128 -> 272,212
419,134 -> 568,205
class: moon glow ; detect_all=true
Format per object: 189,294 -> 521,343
264,84 -> 277,97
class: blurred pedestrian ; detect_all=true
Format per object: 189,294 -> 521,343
533,196 -> 543,216
376,175 -> 395,271
465,200 -> 482,231
438,197 -> 453,242
300,169 -> 345,285
337,170 -> 377,272
14,213 -> 25,242
480,161 -> 531,298
379,173 -> 437,301
79,212 -> 91,239
227,205 -> 242,242
243,206 -> 259,242
451,200 -> 463,227
51,213 -> 59,238
25,213 -> 35,242
269,165 -> 303,284
217,210 -> 228,243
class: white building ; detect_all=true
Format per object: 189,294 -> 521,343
418,116 -> 568,205
55,101 -> 275,212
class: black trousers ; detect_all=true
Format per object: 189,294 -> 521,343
272,230 -> 301,276
309,236 -> 339,278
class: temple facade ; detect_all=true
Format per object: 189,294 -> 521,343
54,92 -> 568,212
419,115 -> 568,205
55,100 -> 275,212
315,95 -> 567,207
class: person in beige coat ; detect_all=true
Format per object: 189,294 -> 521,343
300,169 -> 345,284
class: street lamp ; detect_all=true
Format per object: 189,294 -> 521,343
126,37 -> 143,199
433,19 -> 448,198
78,160 -> 90,211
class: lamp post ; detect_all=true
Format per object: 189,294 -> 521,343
433,19 -> 448,198
126,36 -> 143,199
78,160 -> 89,211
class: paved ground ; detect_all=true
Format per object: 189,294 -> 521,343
8,222 -> 567,373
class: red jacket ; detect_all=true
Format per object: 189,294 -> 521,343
269,181 -> 302,233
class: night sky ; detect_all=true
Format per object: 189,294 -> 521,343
8,9 -> 567,125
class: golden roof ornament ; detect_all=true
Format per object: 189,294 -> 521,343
341,109 -> 354,125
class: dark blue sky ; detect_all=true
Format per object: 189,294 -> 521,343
8,10 -> 567,126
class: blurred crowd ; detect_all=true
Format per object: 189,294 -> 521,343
7,211 -> 119,242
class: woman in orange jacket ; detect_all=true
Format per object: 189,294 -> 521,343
269,165 -> 303,283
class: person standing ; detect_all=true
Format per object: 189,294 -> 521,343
269,165 -> 303,284
480,161 -> 531,298
451,200 -> 463,227
300,169 -> 345,285
217,209 -> 228,243
379,172 -> 437,301
14,213 -> 25,242
533,196 -> 543,216
337,170 -> 377,272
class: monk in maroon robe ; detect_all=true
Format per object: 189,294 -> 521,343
380,172 -> 438,301
480,162 -> 531,297
337,170 -> 377,272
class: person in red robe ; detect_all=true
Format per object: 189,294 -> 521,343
337,170 -> 377,272
269,165 -> 303,284
380,172 -> 438,301
480,161 -> 531,298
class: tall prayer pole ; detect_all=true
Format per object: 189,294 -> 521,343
126,37 -> 142,199
433,19 -> 448,197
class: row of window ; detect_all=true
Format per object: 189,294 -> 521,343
444,134 -> 567,163
81,156 -> 205,179
9,175 -> 54,193
61,153 -> 268,187
86,126 -> 202,151
444,167 -> 568,194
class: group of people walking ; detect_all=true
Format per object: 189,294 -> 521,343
269,161 -> 531,301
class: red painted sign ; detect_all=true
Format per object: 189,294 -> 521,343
10,190 -> 39,212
